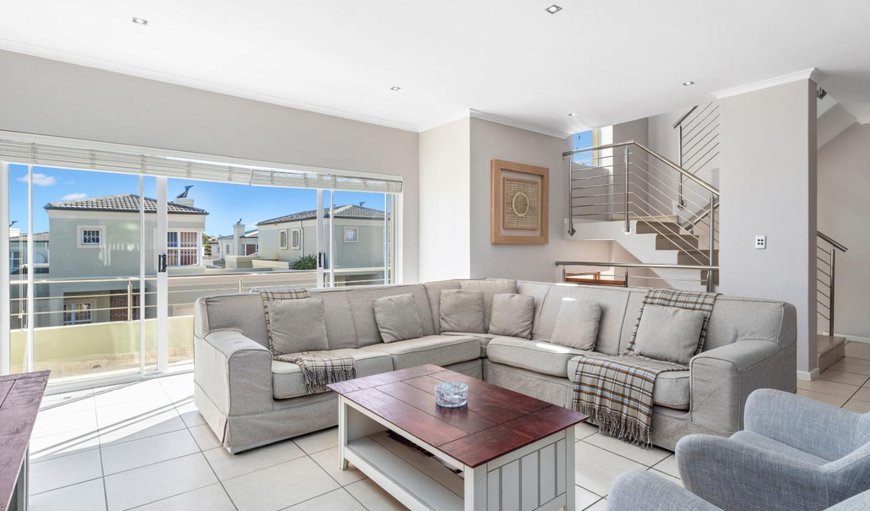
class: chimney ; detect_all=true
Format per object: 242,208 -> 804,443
233,221 -> 245,256
174,197 -> 195,207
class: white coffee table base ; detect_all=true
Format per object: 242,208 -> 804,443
338,396 -> 575,511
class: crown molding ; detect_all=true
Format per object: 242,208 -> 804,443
468,109 -> 569,139
713,68 -> 822,100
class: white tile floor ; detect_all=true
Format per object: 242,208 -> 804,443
28,343 -> 870,511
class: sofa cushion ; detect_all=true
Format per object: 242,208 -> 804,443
440,290 -> 486,333
460,279 -> 518,332
486,337 -> 589,377
344,285 -> 436,347
633,305 -> 706,365
265,298 -> 329,355
423,280 -> 462,334
443,331 -> 496,357
729,430 -> 828,466
535,285 -> 630,355
271,348 -> 393,400
550,298 -> 601,350
566,355 -> 691,410
358,335 -> 481,370
489,293 -> 535,339
373,294 -> 424,343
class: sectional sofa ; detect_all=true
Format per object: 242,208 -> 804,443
193,279 -> 797,453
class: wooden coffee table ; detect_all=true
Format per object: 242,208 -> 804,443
328,364 -> 587,511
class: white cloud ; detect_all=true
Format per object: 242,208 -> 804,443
17,172 -> 56,186
61,193 -> 88,201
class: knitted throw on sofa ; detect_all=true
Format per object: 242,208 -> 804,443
274,351 -> 357,394
571,289 -> 719,447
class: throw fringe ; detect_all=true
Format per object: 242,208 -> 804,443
301,363 -> 356,394
579,403 -> 652,448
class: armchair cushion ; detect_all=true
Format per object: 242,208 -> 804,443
608,471 -> 720,511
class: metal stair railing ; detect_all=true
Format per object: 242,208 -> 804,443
817,231 -> 847,336
564,140 -> 719,291
673,102 -> 720,212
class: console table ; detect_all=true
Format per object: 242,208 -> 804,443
0,371 -> 49,511
329,364 -> 586,511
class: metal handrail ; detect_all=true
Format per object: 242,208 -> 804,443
556,260 -> 718,290
563,140 -> 719,194
672,105 -> 699,129
818,231 -> 848,252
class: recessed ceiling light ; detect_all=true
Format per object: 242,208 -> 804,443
568,113 -> 576,117
132,17 -> 148,26
390,86 -> 401,91
545,4 -> 563,14
682,81 -> 696,86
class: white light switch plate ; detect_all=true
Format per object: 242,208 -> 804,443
755,235 -> 767,249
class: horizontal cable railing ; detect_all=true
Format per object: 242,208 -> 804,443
555,261 -> 719,289
564,140 -> 719,291
817,232 -> 847,336
674,103 -> 720,211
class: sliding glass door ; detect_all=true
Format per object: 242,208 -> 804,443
1,150 -> 401,386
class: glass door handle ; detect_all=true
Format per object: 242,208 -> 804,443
158,254 -> 167,273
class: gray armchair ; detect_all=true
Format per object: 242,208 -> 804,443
676,389 -> 870,511
608,471 -> 870,511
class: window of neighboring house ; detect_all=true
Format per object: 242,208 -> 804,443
344,227 -> 359,243
167,230 -> 200,266
291,228 -> 302,250
63,302 -> 93,325
225,243 -> 231,256
109,293 -> 140,322
78,226 -> 104,248
9,251 -> 19,271
280,229 -> 289,250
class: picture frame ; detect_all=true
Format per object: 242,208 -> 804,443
491,159 -> 549,245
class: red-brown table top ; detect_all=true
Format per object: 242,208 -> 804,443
0,371 -> 50,511
328,364 -> 587,468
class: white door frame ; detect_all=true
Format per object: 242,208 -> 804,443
0,162 -> 9,375
156,177 -> 169,372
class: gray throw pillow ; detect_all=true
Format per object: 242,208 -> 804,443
265,297 -> 329,355
459,279 -> 518,332
633,304 -> 705,365
373,294 -> 424,343
489,293 -> 535,339
550,298 -> 602,350
439,290 -> 486,333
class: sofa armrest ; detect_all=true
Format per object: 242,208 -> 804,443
689,340 -> 788,434
608,471 -> 720,511
194,329 -> 273,416
676,434 -> 831,511
745,389 -> 860,461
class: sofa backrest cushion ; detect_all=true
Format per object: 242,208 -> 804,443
460,279 -> 518,332
440,290 -> 486,333
310,289 -> 358,350
423,280 -> 462,334
535,284 -> 631,355
340,284 -> 436,347
373,294 -> 425,343
266,298 -> 329,355
703,296 -> 796,351
195,293 -> 270,347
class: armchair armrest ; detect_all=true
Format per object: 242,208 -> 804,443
689,340 -> 789,434
744,389 -> 861,461
194,329 -> 273,416
676,434 -> 831,511
608,471 -> 720,511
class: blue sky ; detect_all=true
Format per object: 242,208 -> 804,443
8,164 -> 386,235
571,130 -> 594,164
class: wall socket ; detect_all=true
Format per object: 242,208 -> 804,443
755,235 -> 767,249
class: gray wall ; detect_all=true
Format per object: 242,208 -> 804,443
818,123 -> 870,339
468,118 -> 611,282
0,50 -> 420,282
718,79 -> 817,374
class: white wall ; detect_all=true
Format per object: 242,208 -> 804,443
0,50 -> 421,282
418,119 -> 471,281
468,118 -> 611,282
718,79 -> 817,374
818,123 -> 870,339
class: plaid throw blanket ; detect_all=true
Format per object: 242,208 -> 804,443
274,351 -> 356,394
572,288 -> 719,447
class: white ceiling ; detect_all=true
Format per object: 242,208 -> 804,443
2,0 -> 870,136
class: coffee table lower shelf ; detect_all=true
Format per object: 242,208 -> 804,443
338,396 -> 574,511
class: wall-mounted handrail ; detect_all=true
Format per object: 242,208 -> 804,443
818,231 -> 847,252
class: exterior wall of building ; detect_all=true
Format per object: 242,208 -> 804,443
258,217 -> 385,270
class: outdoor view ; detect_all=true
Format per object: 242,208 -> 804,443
7,164 -> 396,382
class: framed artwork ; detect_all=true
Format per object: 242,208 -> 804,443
491,159 -> 549,245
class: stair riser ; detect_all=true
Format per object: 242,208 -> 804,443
656,235 -> 701,251
678,252 -> 719,266
635,221 -> 683,235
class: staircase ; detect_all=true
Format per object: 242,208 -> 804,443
564,138 -> 719,292
817,232 -> 848,370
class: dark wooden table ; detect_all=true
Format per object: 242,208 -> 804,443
329,364 -> 586,511
0,371 -> 50,511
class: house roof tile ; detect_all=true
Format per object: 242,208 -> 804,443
257,204 -> 385,226
44,194 -> 208,215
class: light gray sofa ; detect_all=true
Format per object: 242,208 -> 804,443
193,279 -> 797,453
608,471 -> 870,511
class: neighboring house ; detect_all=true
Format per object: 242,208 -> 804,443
8,229 -> 50,274
211,228 -> 259,259
257,204 -> 387,284
38,194 -> 208,327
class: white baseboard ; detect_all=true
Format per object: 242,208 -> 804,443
835,333 -> 870,344
797,368 -> 820,381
